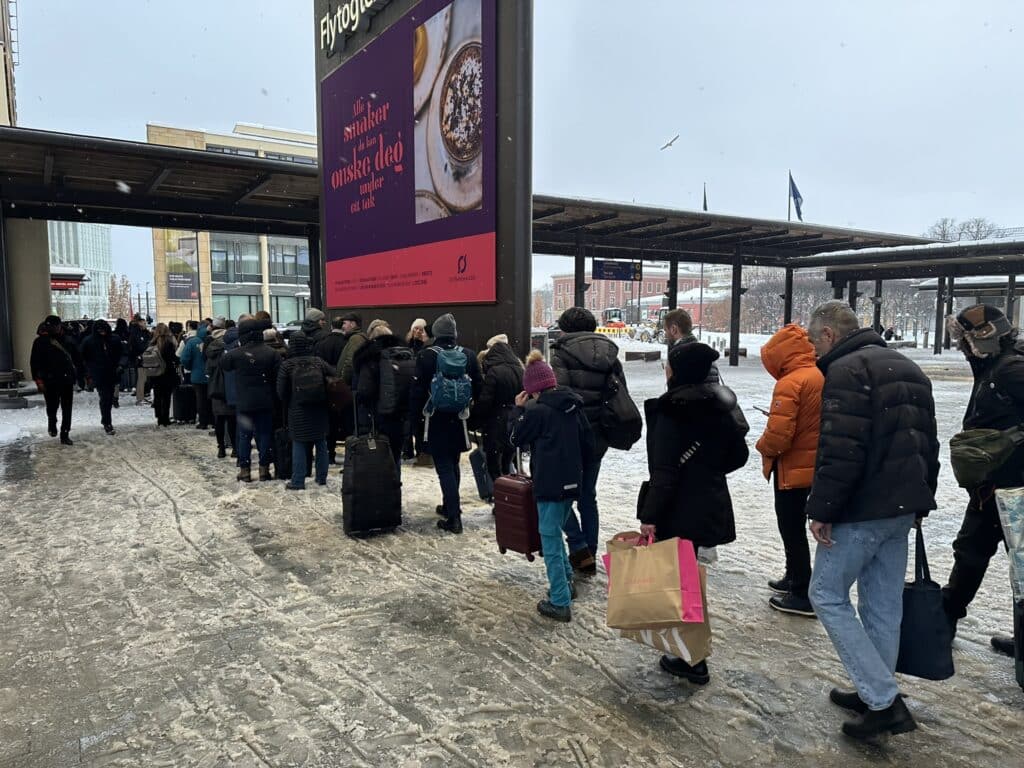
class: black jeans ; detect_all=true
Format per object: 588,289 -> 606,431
482,426 -> 514,483
774,483 -> 812,598
44,382 -> 74,434
193,383 -> 212,427
152,381 -> 174,426
97,383 -> 115,427
215,414 -> 237,451
943,486 -> 1006,621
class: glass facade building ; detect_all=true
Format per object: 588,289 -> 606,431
48,221 -> 113,319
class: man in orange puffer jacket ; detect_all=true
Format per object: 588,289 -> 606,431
756,324 -> 824,617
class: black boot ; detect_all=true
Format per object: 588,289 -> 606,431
991,634 -> 1015,657
841,697 -> 917,740
536,600 -> 571,622
437,517 -> 463,534
48,424 -> 58,437
829,688 -> 868,714
259,466 -> 273,482
104,425 -> 116,436
59,432 -> 73,446
217,446 -> 227,459
237,467 -> 252,483
659,655 -> 710,685
569,548 -> 597,577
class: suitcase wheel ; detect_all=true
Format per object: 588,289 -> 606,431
526,553 -> 535,562
498,546 -> 507,555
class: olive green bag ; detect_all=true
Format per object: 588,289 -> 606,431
949,427 -> 1024,489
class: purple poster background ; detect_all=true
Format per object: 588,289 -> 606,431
319,0 -> 497,307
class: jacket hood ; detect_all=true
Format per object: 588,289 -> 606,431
288,331 -> 315,356
196,325 -> 209,342
667,341 -> 718,386
661,381 -> 738,412
239,318 -> 272,345
224,327 -> 239,346
483,342 -> 524,371
552,332 -> 619,373
300,318 -> 323,336
535,387 -> 584,414
210,329 -> 226,341
761,324 -> 817,380
817,328 -> 886,373
353,332 -> 403,366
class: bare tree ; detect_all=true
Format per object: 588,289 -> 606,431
926,217 -> 961,242
958,217 -> 999,241
925,216 -> 1000,242
107,274 -> 119,318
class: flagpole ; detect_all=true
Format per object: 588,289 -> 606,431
787,170 -> 791,222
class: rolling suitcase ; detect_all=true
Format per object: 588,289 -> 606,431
469,436 -> 494,501
342,432 -> 402,535
493,451 -> 541,562
172,384 -> 197,424
1015,599 -> 1024,691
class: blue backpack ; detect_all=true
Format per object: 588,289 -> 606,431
427,346 -> 473,415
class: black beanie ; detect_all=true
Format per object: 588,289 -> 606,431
668,342 -> 720,385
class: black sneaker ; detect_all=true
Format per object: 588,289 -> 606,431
217,447 -> 227,459
841,697 -> 917,740
437,518 -> 463,534
284,483 -> 304,491
768,575 -> 792,594
537,600 -> 571,622
769,593 -> 816,618
991,634 -> 1015,657
659,655 -> 710,685
59,433 -> 73,446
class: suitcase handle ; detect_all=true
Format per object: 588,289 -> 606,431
516,448 -> 531,478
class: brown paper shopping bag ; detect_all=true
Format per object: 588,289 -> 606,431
620,566 -> 712,664
604,535 -> 705,630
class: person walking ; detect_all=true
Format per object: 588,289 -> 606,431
276,331 -> 333,490
942,304 -> 1024,657
409,313 -> 483,534
550,307 -> 633,577
205,319 -> 237,459
804,301 -> 939,740
221,317 -> 280,482
472,334 -> 524,484
180,322 -> 211,429
79,319 -> 123,435
30,315 -> 81,445
510,350 -> 594,622
756,324 -> 823,618
145,324 -> 179,428
639,341 -> 749,684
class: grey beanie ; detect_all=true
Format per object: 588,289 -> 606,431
432,313 -> 457,340
305,308 -> 326,323
212,316 -> 227,330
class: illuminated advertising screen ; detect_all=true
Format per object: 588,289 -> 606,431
320,0 -> 496,307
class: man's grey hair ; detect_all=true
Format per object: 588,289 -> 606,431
808,301 -> 860,339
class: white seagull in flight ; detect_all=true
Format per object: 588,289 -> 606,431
660,134 -> 680,151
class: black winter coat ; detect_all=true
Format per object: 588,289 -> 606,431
315,330 -> 348,367
963,343 -> 1024,488
80,327 -> 123,388
128,325 -> 151,365
639,383 -> 746,547
409,337 -> 483,455
353,334 -> 410,422
276,334 -> 333,442
549,332 -> 627,457
221,319 -> 280,413
806,329 -> 939,525
472,343 -> 524,438
147,339 -> 179,389
301,319 -> 330,348
204,330 -> 235,416
30,331 -> 81,385
510,388 -> 594,501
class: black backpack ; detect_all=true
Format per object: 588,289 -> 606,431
601,372 -> 643,450
378,346 -> 416,416
291,358 -> 326,406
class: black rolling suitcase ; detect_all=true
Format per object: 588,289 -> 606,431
469,434 -> 494,501
172,384 -> 197,424
342,425 -> 402,535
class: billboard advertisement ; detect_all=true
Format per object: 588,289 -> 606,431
166,234 -> 199,302
320,0 -> 496,308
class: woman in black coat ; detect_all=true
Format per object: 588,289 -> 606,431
472,339 -> 524,483
147,324 -> 179,428
276,331 -> 334,490
638,341 -> 749,685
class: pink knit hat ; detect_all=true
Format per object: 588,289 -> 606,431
523,353 -> 557,394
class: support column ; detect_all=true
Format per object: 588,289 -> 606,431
729,252 -> 742,367
848,279 -> 859,310
574,242 -> 587,309
667,257 -> 678,310
0,209 -> 12,373
1007,274 -> 1017,318
872,279 -> 883,332
832,280 -> 845,300
308,227 -> 323,309
933,276 -> 946,355
259,234 -> 271,316
944,275 -> 955,349
783,267 -> 794,324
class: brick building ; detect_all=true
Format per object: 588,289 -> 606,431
549,270 -> 704,320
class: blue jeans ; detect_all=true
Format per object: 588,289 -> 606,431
236,410 -> 274,469
564,454 -> 602,555
809,514 -> 914,711
433,450 -> 461,522
539,500 -> 574,608
292,438 -> 328,488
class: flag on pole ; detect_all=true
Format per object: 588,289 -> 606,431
702,183 -> 708,212
789,172 -> 804,222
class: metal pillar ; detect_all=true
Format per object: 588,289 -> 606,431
0,207 -> 12,373
872,279 -> 883,332
574,242 -> 587,309
308,226 -> 323,309
1008,274 -> 1017,318
783,267 -> 794,324
729,252 -> 742,367
933,276 -> 946,355
944,275 -> 955,349
832,281 -> 845,300
848,279 -> 859,310
667,257 -> 679,310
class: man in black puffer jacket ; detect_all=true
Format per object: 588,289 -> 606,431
30,315 -> 82,445
805,301 -> 939,741
221,317 -> 281,482
550,307 -> 629,576
942,304 -> 1024,657
80,319 -> 123,435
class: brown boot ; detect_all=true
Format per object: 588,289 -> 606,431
569,547 -> 597,577
237,467 -> 252,483
258,465 -> 273,482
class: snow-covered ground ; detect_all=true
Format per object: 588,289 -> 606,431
1,351 -> 1021,767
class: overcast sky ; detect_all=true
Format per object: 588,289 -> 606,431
14,0 -> 1024,291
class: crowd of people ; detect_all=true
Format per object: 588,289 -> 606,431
26,298 -> 1024,741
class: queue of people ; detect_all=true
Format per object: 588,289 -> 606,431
26,299 -> 1024,741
